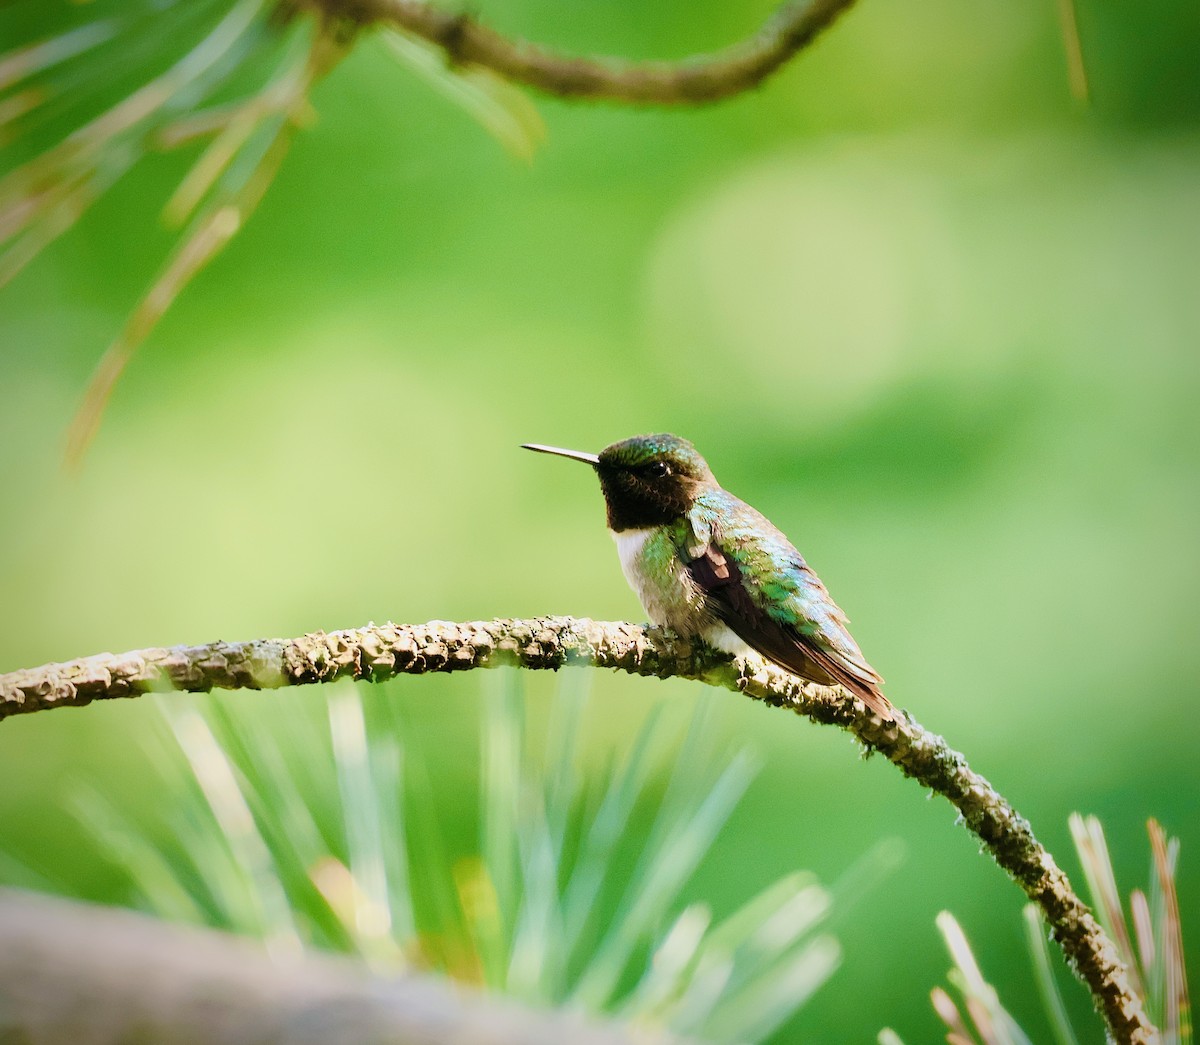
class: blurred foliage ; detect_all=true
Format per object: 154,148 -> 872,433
0,0 -> 546,458
883,818 -> 1190,1044
73,674 -> 867,1042
1,0 -> 1197,1040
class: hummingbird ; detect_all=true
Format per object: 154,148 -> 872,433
523,433 -> 894,721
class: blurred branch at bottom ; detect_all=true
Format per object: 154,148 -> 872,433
0,616 -> 1157,1044
0,888 -> 676,1045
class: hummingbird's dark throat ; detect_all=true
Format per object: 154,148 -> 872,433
597,467 -> 695,532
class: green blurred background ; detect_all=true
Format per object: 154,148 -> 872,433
2,0 -> 1197,1039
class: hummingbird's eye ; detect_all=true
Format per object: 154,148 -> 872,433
646,460 -> 671,478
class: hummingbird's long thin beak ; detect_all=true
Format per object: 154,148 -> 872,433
521,443 -> 600,466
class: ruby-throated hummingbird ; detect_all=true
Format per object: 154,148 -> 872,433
523,433 -> 894,721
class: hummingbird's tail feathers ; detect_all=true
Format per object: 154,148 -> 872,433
822,666 -> 895,721
782,635 -> 894,722
761,632 -> 894,721
763,619 -> 888,719
856,687 -> 895,721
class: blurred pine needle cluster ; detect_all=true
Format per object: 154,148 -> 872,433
0,0 -> 542,460
68,674 -> 851,1043
883,816 -> 1190,1045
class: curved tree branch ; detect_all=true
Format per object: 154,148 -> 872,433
0,616 -> 1156,1043
311,0 -> 858,104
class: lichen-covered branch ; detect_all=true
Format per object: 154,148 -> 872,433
0,888 -> 676,1045
308,0 -> 857,104
0,617 -> 1156,1043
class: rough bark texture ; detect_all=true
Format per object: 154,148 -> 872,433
0,617 -> 1157,1043
304,0 -> 858,104
0,888 -> 677,1045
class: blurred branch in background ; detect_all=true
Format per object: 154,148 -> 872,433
0,615 -> 1158,1044
310,0 -> 857,103
0,0 -> 856,462
0,887 -> 673,1045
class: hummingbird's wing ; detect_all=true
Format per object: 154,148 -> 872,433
686,529 -> 894,722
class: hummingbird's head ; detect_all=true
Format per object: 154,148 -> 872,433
523,433 -> 714,532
